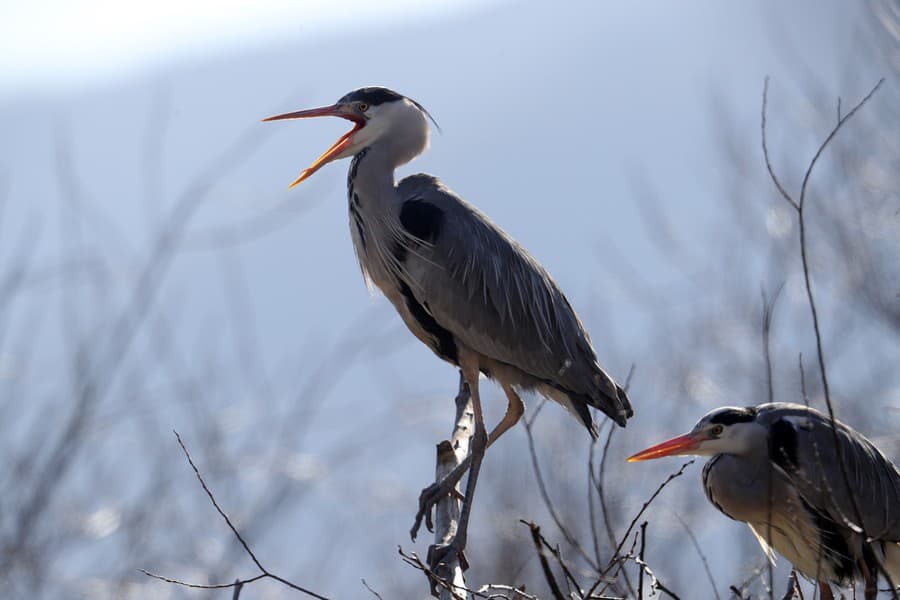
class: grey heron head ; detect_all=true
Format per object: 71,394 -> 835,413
628,406 -> 767,462
263,87 -> 434,188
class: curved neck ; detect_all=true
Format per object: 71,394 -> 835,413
347,146 -> 398,209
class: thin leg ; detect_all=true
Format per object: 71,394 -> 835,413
488,383 -> 525,446
427,352 -> 486,570
411,381 -> 525,539
859,558 -> 877,600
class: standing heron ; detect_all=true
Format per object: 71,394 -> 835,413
264,87 -> 633,565
628,402 -> 900,599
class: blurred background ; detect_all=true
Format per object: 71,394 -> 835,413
0,0 -> 897,598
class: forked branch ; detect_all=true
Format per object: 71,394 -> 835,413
141,431 -> 330,600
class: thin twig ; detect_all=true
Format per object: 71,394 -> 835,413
141,432 -> 331,600
638,522 -> 646,599
593,364 -> 637,598
588,434 -> 604,566
399,547 -> 538,600
606,459 -> 695,565
729,562 -> 772,600
761,77 -> 799,211
525,521 -> 565,600
140,570 -> 266,590
173,431 -> 265,571
399,548 -> 466,600
361,579 -> 385,600
630,553 -> 681,599
796,78 -> 884,536
673,513 -> 721,600
593,424 -> 619,555
780,571 -> 800,600
520,520 -> 586,594
761,78 -> 898,597
760,283 -> 784,406
523,408 -> 598,570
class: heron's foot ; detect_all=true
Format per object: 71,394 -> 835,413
427,536 -> 469,573
410,477 -> 465,541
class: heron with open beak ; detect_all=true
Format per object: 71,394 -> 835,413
629,402 -> 900,599
264,87 -> 633,568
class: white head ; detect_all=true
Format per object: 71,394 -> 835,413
263,86 -> 434,188
628,406 -> 769,462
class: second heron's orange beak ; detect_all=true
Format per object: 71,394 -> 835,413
262,104 -> 365,188
627,432 -> 703,462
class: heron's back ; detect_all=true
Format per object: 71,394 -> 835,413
391,173 -> 632,428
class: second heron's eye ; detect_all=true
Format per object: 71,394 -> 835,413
711,425 -> 724,436
358,103 -> 369,112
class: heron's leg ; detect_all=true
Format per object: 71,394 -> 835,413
411,381 -> 525,538
427,352 -> 486,570
859,557 -> 877,600
488,383 -> 525,446
817,581 -> 834,600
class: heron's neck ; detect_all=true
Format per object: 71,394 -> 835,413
347,147 -> 398,211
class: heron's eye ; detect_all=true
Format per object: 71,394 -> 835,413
358,103 -> 369,112
711,424 -> 724,436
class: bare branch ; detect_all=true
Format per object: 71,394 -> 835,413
763,78 -> 899,597
673,513 -> 721,600
399,547 -> 538,600
606,459 -> 695,567
524,521 -> 565,600
761,76 -> 799,211
361,579 -> 385,600
523,405 -> 598,570
760,283 -> 784,406
139,569 -> 266,590
143,431 -> 331,600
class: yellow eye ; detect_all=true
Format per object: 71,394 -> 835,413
358,103 -> 369,112
711,425 -> 724,436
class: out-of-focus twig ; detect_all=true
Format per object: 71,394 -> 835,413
524,521 -> 565,600
779,571 -> 801,600
605,459 -> 694,569
523,403 -> 598,571
361,578 -> 385,600
141,431 -> 330,600
673,513 -> 721,600
761,77 -> 897,596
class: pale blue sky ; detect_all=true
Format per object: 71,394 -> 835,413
1,0 -> 500,89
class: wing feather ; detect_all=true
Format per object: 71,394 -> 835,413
759,403 -> 900,542
396,174 -> 629,423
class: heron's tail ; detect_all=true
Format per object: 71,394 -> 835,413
536,370 -> 633,437
588,369 -> 633,429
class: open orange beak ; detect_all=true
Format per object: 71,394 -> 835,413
262,104 -> 364,188
627,432 -> 703,462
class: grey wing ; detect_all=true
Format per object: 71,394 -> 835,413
759,403 -> 900,541
396,174 -> 631,425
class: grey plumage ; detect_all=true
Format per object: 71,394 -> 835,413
632,402 -> 900,595
264,86 -> 632,566
326,88 -> 632,433
389,174 -> 631,429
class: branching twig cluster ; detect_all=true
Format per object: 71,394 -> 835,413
761,76 -> 897,597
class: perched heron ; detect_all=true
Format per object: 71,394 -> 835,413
264,87 -> 633,565
628,402 -> 900,599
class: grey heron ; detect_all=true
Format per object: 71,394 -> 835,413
263,87 -> 633,566
628,402 -> 900,599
